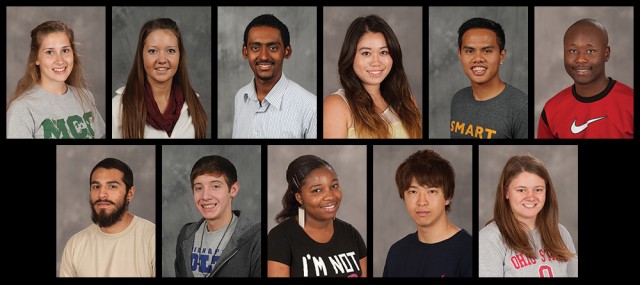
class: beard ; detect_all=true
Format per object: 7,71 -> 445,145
90,195 -> 129,228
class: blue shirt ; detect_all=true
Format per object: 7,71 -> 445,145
232,74 -> 317,138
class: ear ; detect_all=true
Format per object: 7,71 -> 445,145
505,193 -> 509,200
604,46 -> 611,62
242,45 -> 248,59
127,186 -> 136,201
229,182 -> 239,198
35,60 -> 40,66
445,199 -> 451,206
295,192 -> 302,205
500,48 -> 506,63
457,48 -> 462,59
284,45 -> 292,59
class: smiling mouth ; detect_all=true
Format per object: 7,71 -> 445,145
155,67 -> 170,71
367,70 -> 383,76
522,202 -> 537,208
52,67 -> 66,73
202,203 -> 218,210
471,66 -> 487,75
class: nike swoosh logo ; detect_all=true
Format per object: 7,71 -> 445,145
571,116 -> 607,134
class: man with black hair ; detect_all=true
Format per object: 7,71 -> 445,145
60,158 -> 155,277
232,14 -> 317,138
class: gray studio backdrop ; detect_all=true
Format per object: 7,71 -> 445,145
267,145 -> 367,245
323,7 -> 423,114
217,7 -> 318,138
5,7 -> 106,121
56,145 -> 156,277
112,6 -> 212,138
373,145 -> 472,277
534,7 -> 634,137
479,145 -> 578,254
429,6 -> 529,138
161,145 -> 261,277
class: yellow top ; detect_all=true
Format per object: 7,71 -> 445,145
334,89 -> 409,139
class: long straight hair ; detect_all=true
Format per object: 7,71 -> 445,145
338,15 -> 422,138
491,155 -> 576,262
7,21 -> 96,119
121,18 -> 207,138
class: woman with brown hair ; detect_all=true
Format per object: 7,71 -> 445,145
112,18 -> 207,139
323,15 -> 421,139
7,20 -> 105,139
479,155 -> 578,277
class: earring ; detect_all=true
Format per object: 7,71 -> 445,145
298,207 -> 305,228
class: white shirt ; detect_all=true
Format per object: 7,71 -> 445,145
232,74 -> 317,138
112,86 -> 196,138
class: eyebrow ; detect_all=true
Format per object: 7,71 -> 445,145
42,45 -> 71,50
358,46 -> 388,51
308,178 -> 339,189
250,41 -> 281,46
90,180 -> 121,185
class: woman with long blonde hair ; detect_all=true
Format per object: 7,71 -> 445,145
7,20 -> 105,139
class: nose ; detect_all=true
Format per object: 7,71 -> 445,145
323,188 -> 337,200
575,51 -> 588,63
203,187 -> 213,200
370,53 -> 381,66
258,46 -> 269,61
472,52 -> 485,64
157,51 -> 168,64
417,192 -> 428,206
98,186 -> 108,200
54,52 -> 64,64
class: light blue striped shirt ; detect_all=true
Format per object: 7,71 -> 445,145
232,74 -> 317,138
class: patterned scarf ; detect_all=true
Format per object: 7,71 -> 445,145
144,81 -> 185,137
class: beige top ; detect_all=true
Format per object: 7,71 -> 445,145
333,89 -> 408,138
59,215 -> 156,277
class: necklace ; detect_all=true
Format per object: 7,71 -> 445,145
197,214 -> 234,275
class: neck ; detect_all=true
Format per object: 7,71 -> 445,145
206,210 -> 234,232
519,218 -> 536,232
574,76 -> 610,97
363,84 -> 382,99
302,215 -> 334,231
100,212 -> 133,234
416,217 -> 457,244
149,80 -> 173,101
254,73 -> 282,101
470,78 -> 505,101
39,80 -> 67,95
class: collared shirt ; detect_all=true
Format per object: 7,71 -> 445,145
232,74 -> 316,138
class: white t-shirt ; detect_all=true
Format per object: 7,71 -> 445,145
59,215 -> 156,277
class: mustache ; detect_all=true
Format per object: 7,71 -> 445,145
255,60 -> 274,65
93,199 -> 115,206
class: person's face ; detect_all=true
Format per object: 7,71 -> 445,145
352,32 -> 393,89
564,24 -> 610,86
89,168 -> 132,227
295,167 -> 342,223
506,172 -> 546,227
36,32 -> 74,88
243,26 -> 290,83
403,178 -> 450,229
143,29 -> 180,86
193,174 -> 238,222
458,28 -> 505,86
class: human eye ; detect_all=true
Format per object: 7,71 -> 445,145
483,49 -> 492,54
361,51 -> 371,56
193,185 -> 202,192
251,45 -> 260,52
168,48 -> 176,55
381,50 -> 389,55
406,189 -> 417,195
269,45 -> 278,52
311,187 -> 322,193
535,187 -> 544,192
44,50 -> 53,55
147,49 -> 156,55
587,49 -> 596,54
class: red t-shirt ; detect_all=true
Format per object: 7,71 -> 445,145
538,79 -> 634,139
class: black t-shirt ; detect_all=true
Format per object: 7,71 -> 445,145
383,229 -> 473,277
268,218 -> 367,277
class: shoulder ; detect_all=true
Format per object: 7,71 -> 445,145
65,224 -> 96,245
334,218 -> 360,234
391,232 -> 416,248
613,80 -> 634,96
134,216 -> 156,232
504,84 -> 528,101
455,229 -> 473,241
324,92 -> 350,112
268,218 -> 295,235
557,223 -> 572,239
286,79 -> 316,105
115,86 -> 125,95
452,87 -> 472,101
546,85 -> 573,105
479,221 -> 501,240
